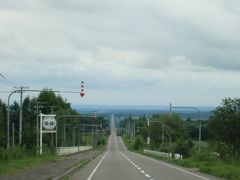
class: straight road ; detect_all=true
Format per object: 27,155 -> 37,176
70,116 -> 222,180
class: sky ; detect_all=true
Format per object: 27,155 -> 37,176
0,0 -> 240,106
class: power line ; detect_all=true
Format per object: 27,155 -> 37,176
0,73 -> 6,79
0,73 -> 20,87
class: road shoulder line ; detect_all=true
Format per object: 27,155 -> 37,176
129,151 -> 210,180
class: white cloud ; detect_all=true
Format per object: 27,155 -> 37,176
0,0 -> 240,106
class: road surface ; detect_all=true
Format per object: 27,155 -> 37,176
70,116 -> 222,180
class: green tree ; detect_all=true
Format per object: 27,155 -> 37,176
209,98 -> 240,154
0,100 -> 7,147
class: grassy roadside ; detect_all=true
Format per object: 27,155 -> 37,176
0,153 -> 58,176
0,134 -> 110,177
121,136 -> 240,180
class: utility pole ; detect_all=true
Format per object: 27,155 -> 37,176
14,86 -> 29,146
49,105 -> 57,147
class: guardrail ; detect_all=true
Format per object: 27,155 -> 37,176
57,146 -> 93,156
143,149 -> 183,160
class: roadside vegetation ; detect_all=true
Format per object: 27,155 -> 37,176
119,98 -> 240,180
0,89 -> 109,176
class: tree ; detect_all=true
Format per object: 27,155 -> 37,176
209,98 -> 240,154
0,100 -> 7,147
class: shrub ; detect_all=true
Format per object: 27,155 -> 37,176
133,137 -> 144,150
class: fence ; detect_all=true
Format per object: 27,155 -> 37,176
143,149 -> 183,160
57,146 -> 93,156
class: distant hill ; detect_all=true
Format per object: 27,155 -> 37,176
72,105 -> 215,120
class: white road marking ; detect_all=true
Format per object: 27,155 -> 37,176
130,151 -> 210,180
87,152 -> 107,180
119,151 -> 153,179
145,174 -> 151,178
87,134 -> 112,180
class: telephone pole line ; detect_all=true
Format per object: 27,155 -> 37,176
14,86 -> 29,145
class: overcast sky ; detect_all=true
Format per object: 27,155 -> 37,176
0,0 -> 240,106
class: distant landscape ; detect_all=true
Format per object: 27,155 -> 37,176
73,105 -> 215,120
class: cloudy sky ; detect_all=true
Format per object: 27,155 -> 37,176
0,0 -> 240,106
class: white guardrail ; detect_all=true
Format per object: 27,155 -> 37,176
57,146 -> 93,156
144,149 -> 183,160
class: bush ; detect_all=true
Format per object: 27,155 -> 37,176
97,138 -> 105,145
212,141 -> 233,161
133,137 -> 144,150
173,139 -> 193,157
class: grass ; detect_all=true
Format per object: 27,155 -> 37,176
121,135 -> 240,180
0,134 -> 109,177
0,154 -> 58,176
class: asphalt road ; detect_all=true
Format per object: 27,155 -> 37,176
70,117 -> 222,180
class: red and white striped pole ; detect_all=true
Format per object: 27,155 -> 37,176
80,81 -> 85,97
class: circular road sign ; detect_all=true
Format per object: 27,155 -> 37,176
42,116 -> 56,130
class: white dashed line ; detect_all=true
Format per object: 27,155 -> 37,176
119,150 -> 154,180
130,151 -> 210,180
145,174 -> 151,178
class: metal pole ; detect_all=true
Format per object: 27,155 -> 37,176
64,124 -> 66,143
83,124 -> 85,145
36,104 -> 39,153
36,102 -> 46,153
7,90 -> 18,149
199,119 -> 201,151
73,127 -> 75,146
56,122 -> 57,148
162,124 -> 164,144
19,87 -> 23,145
147,118 -> 150,149
78,128 -> 79,151
40,113 -> 43,155
12,123 -> 15,147
92,124 -> 93,147
133,122 -> 135,141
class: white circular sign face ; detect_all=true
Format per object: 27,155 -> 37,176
42,116 -> 56,130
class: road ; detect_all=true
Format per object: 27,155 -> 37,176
70,116 -> 222,180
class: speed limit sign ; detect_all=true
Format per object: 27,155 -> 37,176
42,116 -> 56,130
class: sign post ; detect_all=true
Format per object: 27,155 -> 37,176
39,113 -> 57,155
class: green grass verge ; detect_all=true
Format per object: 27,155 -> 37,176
121,135 -> 240,180
0,154 -> 58,176
0,134 -> 109,177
